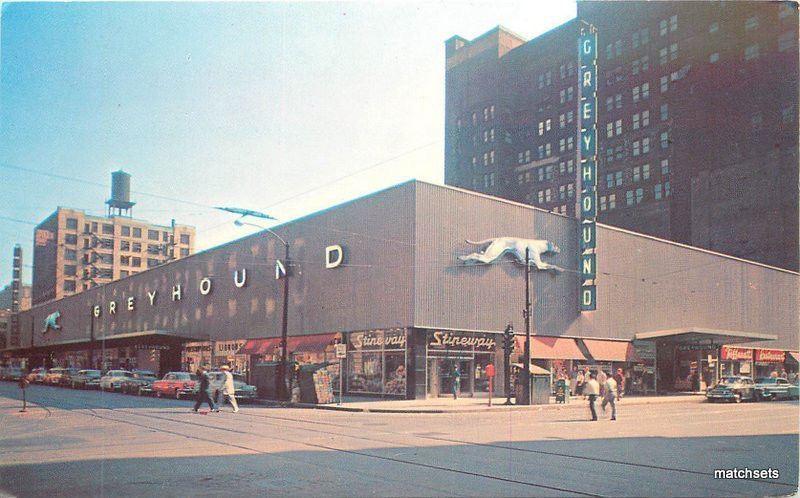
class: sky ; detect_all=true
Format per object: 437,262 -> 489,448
0,1 -> 577,286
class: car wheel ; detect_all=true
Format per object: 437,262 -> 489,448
734,393 -> 742,403
156,390 -> 162,398
175,390 -> 181,400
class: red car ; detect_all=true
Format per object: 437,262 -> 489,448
151,372 -> 198,399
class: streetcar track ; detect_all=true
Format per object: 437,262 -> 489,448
16,391 -> 597,497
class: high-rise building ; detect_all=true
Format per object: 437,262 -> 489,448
32,171 -> 196,305
444,1 -> 798,271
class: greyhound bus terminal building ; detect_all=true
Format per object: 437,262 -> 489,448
5,181 -> 798,399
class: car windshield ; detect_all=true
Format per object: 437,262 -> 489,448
135,373 -> 157,379
175,373 -> 198,381
756,378 -> 775,384
87,371 -> 101,378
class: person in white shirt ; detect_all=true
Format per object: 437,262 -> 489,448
584,373 -> 600,421
220,365 -> 239,413
601,373 -> 618,421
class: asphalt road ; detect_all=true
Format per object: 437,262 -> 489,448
0,382 -> 797,497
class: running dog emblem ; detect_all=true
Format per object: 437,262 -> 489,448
458,237 -> 564,272
43,311 -> 62,333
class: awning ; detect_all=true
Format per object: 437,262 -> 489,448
581,339 -> 639,362
787,351 -> 800,364
239,333 -> 338,355
634,327 -> 777,345
516,336 -> 586,360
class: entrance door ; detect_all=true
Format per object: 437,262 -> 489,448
428,358 -> 474,397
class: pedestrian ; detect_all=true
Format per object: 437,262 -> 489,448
585,373 -> 600,421
451,364 -> 461,400
575,369 -> 584,397
601,372 -> 618,421
220,365 -> 239,413
569,368 -> 578,398
597,369 -> 607,397
614,368 -> 625,399
193,366 -> 219,413
770,370 -> 778,379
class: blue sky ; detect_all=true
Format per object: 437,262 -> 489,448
0,1 -> 577,286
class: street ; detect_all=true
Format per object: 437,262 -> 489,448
0,383 -> 796,497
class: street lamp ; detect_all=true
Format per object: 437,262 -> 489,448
222,209 -> 291,401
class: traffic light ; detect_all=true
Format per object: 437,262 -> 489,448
503,323 -> 515,353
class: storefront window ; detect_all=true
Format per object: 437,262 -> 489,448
346,329 -> 406,396
426,330 -> 499,397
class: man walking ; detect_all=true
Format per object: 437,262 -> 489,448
193,366 -> 218,413
614,368 -> 625,399
585,373 -> 600,421
220,365 -> 239,413
601,371 -> 618,421
451,364 -> 461,400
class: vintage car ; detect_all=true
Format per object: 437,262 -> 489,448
706,376 -> 756,403
121,370 -> 159,396
99,370 -> 135,391
27,367 -> 48,383
204,371 -> 258,403
71,370 -> 102,389
57,368 -> 81,387
754,377 -> 794,401
43,367 -> 68,385
151,372 -> 198,399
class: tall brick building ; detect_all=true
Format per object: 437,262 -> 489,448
444,1 -> 798,270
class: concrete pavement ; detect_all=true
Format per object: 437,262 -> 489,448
0,382 -> 797,497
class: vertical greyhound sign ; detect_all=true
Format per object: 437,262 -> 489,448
579,24 -> 598,311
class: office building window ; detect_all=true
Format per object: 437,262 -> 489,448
655,183 -> 663,200
661,103 -> 669,121
600,195 -> 607,211
633,114 -> 640,130
64,249 -> 77,261
66,218 -> 78,230
606,148 -> 614,164
626,190 -> 634,205
606,97 -> 614,112
567,111 -> 574,123
538,168 -> 544,181
100,238 -> 113,249
64,265 -> 77,277
566,87 -> 574,102
745,16 -> 759,30
659,19 -> 668,36
99,253 -> 113,265
83,238 -> 91,249
102,224 -> 113,235
63,280 -> 77,292
181,248 -> 190,257
642,110 -> 650,127
538,74 -> 545,89
560,113 -> 566,128
546,188 -> 553,202
642,83 -> 649,99
643,163 -> 650,180
633,166 -> 641,182
615,94 -> 622,109
567,160 -> 574,173
636,187 -> 644,203
132,257 -> 141,267
606,44 -> 613,60
607,123 -> 613,138
567,183 -> 574,198
670,43 -> 678,61
120,271 -> 129,278
615,145 -> 625,160
121,255 -> 131,266
642,137 -> 650,154
559,185 -> 566,200
83,223 -> 91,233
745,44 -> 759,60
782,106 -> 795,124
98,269 -> 113,279
670,14 -> 677,32
545,143 -> 551,157
148,244 -> 162,255
148,229 -> 159,240
615,119 -> 623,136
709,21 -> 718,33
545,165 -> 554,180
147,258 -> 160,268
539,122 -> 545,135
660,76 -> 669,93
64,234 -> 78,245
661,159 -> 670,175
132,242 -> 142,252
633,86 -> 640,103
538,191 -> 544,203
660,47 -> 668,65
633,140 -> 640,157
121,240 -> 130,251
608,194 -> 616,209
567,136 -> 574,150
133,227 -> 142,238
606,173 -> 614,188
660,132 -> 670,149
615,171 -> 623,186
665,181 -> 671,197
559,138 -> 566,153
121,226 -> 130,236
709,52 -> 719,63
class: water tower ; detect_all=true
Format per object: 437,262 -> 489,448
106,170 -> 136,217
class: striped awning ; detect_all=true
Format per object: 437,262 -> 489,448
515,336 -> 586,360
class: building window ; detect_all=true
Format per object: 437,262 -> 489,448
633,86 -> 640,103
661,103 -> 669,121
545,143 -> 552,157
64,234 -> 78,245
665,181 -> 671,197
660,76 -> 669,93
782,106 -> 795,124
538,191 -> 544,204
606,43 -> 613,60
709,21 -> 719,33
147,258 -> 160,268
132,257 -> 141,267
642,83 -> 650,99
615,171 -> 623,186
560,89 -> 566,104
626,190 -> 634,206
633,114 -> 640,130
567,183 -> 574,198
655,183 -> 663,200
567,111 -> 574,123
600,195 -> 607,211
567,87 -> 574,102
83,223 -> 90,234
659,19 -> 668,36
66,218 -> 78,230
745,16 -> 759,31
567,160 -> 574,173
132,242 -> 142,252
559,138 -> 566,153
147,229 -> 158,240
659,47 -> 668,65
63,280 -> 77,292
661,159 -> 670,175
633,166 -> 641,182
709,52 -> 719,63
605,97 -> 613,112
606,148 -> 614,164
609,194 -> 616,209
606,173 -> 614,188
120,240 -> 130,251
546,119 -> 552,131
64,249 -> 77,261
745,44 -> 759,61
559,185 -> 566,200
180,248 -> 190,257
660,131 -> 670,148
615,145 -> 625,160
560,113 -> 566,128
121,226 -> 131,236
567,136 -> 574,150
642,110 -> 650,127
64,265 -> 77,277
120,270 -> 129,278
538,74 -> 545,89
545,165 -> 554,180
607,123 -> 614,138
779,31 -> 795,52
101,224 -> 113,235
642,137 -> 650,154
98,268 -> 113,279
670,14 -> 677,32
643,163 -> 650,180
121,255 -> 130,266
615,119 -> 623,136
99,253 -> 113,265
538,122 -> 544,136
615,94 -> 622,109
633,140 -> 640,157
635,187 -> 644,203
751,113 -> 763,130
133,227 -> 142,238
538,168 -> 544,181
148,244 -> 162,255
669,43 -> 678,61
83,238 -> 91,249
100,238 -> 113,249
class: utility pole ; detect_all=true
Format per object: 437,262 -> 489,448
88,308 -> 95,370
278,242 -> 290,400
522,247 -> 532,405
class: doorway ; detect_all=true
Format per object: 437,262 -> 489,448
427,357 -> 474,397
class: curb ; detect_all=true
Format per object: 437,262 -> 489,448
254,395 -> 706,414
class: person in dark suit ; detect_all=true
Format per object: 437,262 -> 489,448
193,366 -> 218,413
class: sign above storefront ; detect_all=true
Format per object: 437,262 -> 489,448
428,330 -> 496,353
720,346 -> 752,361
457,237 -> 563,272
348,329 -> 406,351
754,349 -> 785,363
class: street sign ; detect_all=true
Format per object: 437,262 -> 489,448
335,343 -> 347,359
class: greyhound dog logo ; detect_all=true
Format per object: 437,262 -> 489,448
458,237 -> 564,272
43,311 -> 62,333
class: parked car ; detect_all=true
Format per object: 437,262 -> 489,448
206,371 -> 258,403
151,372 -> 198,399
121,370 -> 159,396
99,370 -> 135,391
706,376 -> 756,403
1,367 -> 25,381
787,383 -> 800,400
57,368 -> 80,387
71,370 -> 102,389
754,377 -> 794,401
27,367 -> 48,383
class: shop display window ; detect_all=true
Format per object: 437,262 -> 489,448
346,329 -> 407,396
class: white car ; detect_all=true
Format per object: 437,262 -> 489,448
99,370 -> 135,391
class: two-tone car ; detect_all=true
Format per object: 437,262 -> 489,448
70,369 -> 102,389
121,370 -> 159,396
27,367 -> 48,383
99,370 -> 135,391
151,372 -> 198,399
706,376 -> 756,403
43,367 -> 68,385
754,377 -> 793,401
57,368 -> 80,387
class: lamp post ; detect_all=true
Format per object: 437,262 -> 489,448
222,211 -> 290,401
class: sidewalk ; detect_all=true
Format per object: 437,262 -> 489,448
257,393 -> 706,414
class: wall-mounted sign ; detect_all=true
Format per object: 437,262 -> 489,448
578,25 -> 598,312
35,229 -> 54,247
348,329 -> 407,351
427,330 -> 496,353
754,349 -> 785,363
458,237 -> 563,272
326,245 -> 344,269
720,346 -> 753,362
